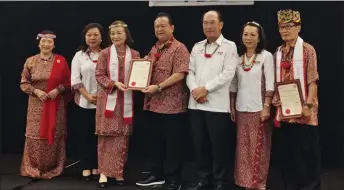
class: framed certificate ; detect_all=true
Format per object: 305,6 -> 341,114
125,59 -> 153,90
276,79 -> 305,120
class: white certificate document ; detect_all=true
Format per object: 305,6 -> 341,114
127,60 -> 152,89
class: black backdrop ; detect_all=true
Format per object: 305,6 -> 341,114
1,1 -> 344,169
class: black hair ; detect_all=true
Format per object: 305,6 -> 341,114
155,12 -> 173,25
78,23 -> 107,52
202,10 -> 223,22
239,21 -> 267,56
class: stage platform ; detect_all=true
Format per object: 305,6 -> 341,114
1,154 -> 343,190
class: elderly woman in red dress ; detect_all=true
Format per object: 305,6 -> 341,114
95,20 -> 140,188
20,30 -> 71,179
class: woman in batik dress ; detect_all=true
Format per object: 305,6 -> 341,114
95,20 -> 140,188
20,30 -> 72,179
230,22 -> 274,190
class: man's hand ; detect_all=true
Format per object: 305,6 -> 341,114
192,87 -> 208,101
197,96 -> 208,104
141,85 -> 159,95
302,106 -> 312,117
272,98 -> 281,107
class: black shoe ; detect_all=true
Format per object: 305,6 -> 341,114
213,184 -> 226,190
82,175 -> 92,181
98,182 -> 107,188
167,181 -> 182,190
93,174 -> 100,180
136,175 -> 165,187
187,182 -> 212,190
116,180 -> 125,187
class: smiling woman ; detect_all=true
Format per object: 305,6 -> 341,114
19,30 -> 72,179
71,23 -> 106,182
95,20 -> 140,188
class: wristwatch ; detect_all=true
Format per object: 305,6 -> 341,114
305,103 -> 313,109
157,84 -> 162,92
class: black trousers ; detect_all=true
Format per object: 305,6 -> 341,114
76,105 -> 98,170
146,111 -> 187,182
189,109 -> 234,186
278,122 -> 322,190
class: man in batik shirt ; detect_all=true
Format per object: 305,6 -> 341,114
272,9 -> 321,190
136,12 -> 190,190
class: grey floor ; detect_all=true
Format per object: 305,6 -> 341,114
1,154 -> 344,190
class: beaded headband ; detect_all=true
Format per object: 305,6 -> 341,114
36,33 -> 56,40
246,21 -> 261,27
109,23 -> 128,29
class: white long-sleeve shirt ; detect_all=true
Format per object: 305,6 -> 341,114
230,50 -> 275,112
71,50 -> 100,109
186,34 -> 239,113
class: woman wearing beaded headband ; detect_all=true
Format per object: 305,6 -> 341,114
230,21 -> 274,190
95,20 -> 140,188
19,30 -> 72,179
71,23 -> 107,181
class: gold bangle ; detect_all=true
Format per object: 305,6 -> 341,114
264,103 -> 270,107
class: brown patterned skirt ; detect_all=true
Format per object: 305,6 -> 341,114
97,136 -> 129,179
234,111 -> 271,189
20,137 -> 66,179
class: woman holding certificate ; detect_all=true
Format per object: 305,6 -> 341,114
230,21 -> 274,190
95,20 -> 140,188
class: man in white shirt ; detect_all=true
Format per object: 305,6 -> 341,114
186,10 -> 238,190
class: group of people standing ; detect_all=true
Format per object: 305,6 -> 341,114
19,8 -> 321,190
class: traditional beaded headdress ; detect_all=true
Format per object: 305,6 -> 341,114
109,23 -> 128,29
36,33 -> 56,40
277,9 -> 301,24
246,21 -> 261,27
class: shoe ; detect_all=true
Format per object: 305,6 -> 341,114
213,184 -> 226,190
167,181 -> 182,190
82,175 -> 92,181
136,175 -> 165,186
187,181 -> 212,190
98,182 -> 107,188
116,179 -> 125,186
93,174 -> 100,180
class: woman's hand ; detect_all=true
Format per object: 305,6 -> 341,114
260,105 -> 270,122
87,94 -> 97,105
115,82 -> 128,92
47,89 -> 59,99
34,89 -> 49,102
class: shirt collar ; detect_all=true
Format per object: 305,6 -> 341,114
205,34 -> 224,46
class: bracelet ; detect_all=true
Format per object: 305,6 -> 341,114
264,103 -> 270,107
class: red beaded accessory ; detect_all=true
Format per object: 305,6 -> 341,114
241,53 -> 257,72
204,42 -> 219,58
154,38 -> 173,60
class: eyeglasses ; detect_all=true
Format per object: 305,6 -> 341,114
279,24 -> 297,31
